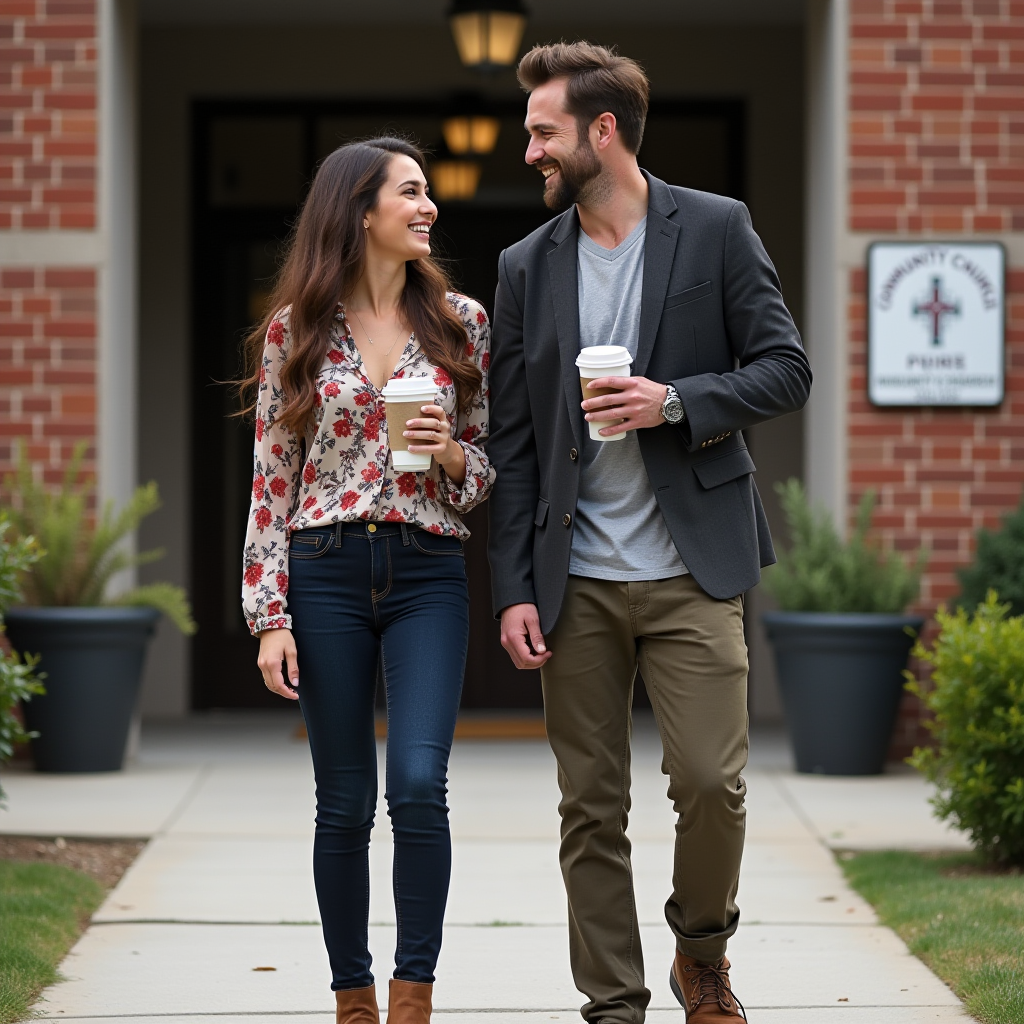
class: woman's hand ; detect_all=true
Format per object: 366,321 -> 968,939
257,627 -> 299,700
405,404 -> 466,485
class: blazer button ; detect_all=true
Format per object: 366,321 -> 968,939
562,513 -> 572,527
570,448 -> 578,461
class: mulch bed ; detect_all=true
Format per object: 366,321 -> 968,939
0,836 -> 145,890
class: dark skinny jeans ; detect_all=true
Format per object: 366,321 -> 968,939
288,521 -> 469,990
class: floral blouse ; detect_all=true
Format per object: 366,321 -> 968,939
241,293 -> 495,636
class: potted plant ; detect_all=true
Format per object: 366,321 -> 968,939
762,479 -> 926,775
3,442 -> 195,773
0,512 -> 44,799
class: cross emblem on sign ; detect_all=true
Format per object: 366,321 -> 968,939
913,276 -> 960,346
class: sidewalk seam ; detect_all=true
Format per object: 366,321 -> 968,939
766,771 -> 828,846
156,764 -> 213,835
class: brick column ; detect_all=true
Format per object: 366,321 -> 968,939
848,0 -> 1024,755
0,0 -> 97,484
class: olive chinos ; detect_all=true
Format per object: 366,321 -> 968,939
540,572 -> 749,1024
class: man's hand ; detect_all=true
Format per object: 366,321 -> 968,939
582,376 -> 669,435
500,603 -> 553,670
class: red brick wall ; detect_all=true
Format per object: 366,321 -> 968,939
0,0 -> 97,485
848,0 -> 1024,756
0,266 -> 96,481
0,0 -> 97,231
849,0 -> 1024,233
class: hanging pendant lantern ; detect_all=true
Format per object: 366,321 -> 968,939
448,0 -> 528,74
430,159 -> 483,202
442,114 -> 501,155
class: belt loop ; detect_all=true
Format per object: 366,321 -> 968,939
400,523 -> 410,546
334,521 -> 343,548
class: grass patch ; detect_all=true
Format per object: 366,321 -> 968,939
0,859 -> 105,1024
840,850 -> 1024,1024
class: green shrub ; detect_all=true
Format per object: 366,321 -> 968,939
0,513 -> 43,803
956,495 -> 1024,617
907,592 -> 1024,864
6,441 -> 195,634
763,478 -> 925,613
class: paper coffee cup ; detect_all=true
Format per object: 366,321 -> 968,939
382,377 -> 437,472
575,345 -> 633,442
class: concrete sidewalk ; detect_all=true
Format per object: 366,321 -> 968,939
1,713 -> 972,1023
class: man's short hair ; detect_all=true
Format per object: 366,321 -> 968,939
517,41 -> 650,154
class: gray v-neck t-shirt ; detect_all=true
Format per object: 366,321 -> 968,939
569,217 -> 687,581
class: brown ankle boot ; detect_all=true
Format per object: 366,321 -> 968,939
386,979 -> 432,1024
335,984 -> 379,1024
669,953 -> 746,1021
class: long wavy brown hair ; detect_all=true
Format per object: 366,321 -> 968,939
240,137 -> 481,435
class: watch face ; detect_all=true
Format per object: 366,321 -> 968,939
664,400 -> 683,423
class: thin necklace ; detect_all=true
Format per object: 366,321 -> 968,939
351,308 -> 405,358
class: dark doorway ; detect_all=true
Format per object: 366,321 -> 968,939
189,98 -> 745,710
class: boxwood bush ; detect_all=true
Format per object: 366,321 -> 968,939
907,593 -> 1024,864
956,495 -> 1024,617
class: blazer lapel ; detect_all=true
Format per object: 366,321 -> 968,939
634,174 -> 680,378
546,209 -> 584,445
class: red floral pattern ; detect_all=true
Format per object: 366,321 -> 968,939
242,294 -> 494,635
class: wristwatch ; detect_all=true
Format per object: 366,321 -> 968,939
661,384 -> 685,425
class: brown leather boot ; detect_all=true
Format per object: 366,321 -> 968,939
669,953 -> 746,1021
386,979 -> 432,1024
335,984 -> 379,1024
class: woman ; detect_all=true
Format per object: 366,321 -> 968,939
241,138 -> 494,1024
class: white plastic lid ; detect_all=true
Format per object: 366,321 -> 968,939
381,376 -> 438,399
575,345 -> 634,370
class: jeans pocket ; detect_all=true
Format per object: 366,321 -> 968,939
409,530 -> 465,557
289,527 -> 334,559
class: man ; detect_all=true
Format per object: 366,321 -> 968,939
486,42 -> 811,1024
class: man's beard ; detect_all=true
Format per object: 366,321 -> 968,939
542,135 -> 603,212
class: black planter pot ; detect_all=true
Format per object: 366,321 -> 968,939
5,606 -> 160,773
762,612 -> 925,776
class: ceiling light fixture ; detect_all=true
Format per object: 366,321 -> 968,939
448,0 -> 528,74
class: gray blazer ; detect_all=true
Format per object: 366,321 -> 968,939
486,172 -> 812,633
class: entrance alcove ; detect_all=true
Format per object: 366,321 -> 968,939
135,1 -> 807,720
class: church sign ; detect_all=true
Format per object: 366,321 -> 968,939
867,241 -> 1005,407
